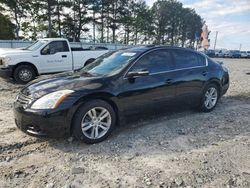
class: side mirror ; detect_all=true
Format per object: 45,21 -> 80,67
127,70 -> 149,78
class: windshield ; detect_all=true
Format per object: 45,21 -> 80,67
24,40 -> 47,51
80,50 -> 140,76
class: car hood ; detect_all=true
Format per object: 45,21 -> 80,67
21,72 -> 104,99
0,48 -> 31,56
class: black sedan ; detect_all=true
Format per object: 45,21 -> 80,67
14,46 -> 229,144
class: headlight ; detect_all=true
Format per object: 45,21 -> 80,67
0,57 -> 9,67
3,56 -> 11,62
31,90 -> 74,109
2,57 -> 11,67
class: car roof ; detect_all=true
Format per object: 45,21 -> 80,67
124,45 -> 205,57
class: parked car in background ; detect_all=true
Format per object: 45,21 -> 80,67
204,49 -> 215,58
215,49 -> 227,58
241,51 -> 248,58
224,50 -> 241,58
231,50 -> 241,58
214,50 -> 220,57
224,50 -> 230,58
13,46 -> 229,144
0,38 -> 109,84
241,51 -> 250,58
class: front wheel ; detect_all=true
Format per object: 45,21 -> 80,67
199,84 -> 219,112
13,65 -> 36,84
72,100 -> 116,144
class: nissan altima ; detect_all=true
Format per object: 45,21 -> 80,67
14,46 -> 229,144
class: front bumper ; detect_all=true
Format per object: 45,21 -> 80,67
13,102 -> 72,137
0,66 -> 13,78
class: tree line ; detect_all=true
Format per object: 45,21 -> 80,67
0,0 -> 203,48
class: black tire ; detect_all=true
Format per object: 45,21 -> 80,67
13,65 -> 36,84
199,83 -> 219,112
72,99 -> 116,144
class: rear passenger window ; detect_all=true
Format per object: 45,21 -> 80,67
196,54 -> 206,66
49,41 -> 69,53
131,49 -> 174,74
172,50 -> 205,69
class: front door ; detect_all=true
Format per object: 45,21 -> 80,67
39,40 -> 72,73
119,49 -> 176,115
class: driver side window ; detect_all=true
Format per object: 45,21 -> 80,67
41,41 -> 69,55
131,49 -> 174,74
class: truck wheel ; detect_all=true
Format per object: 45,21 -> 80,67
14,65 -> 36,84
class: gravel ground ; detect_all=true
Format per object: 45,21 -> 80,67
0,58 -> 250,188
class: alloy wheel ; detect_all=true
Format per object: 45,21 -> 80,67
204,87 -> 218,109
81,107 -> 111,139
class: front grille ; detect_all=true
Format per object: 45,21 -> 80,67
16,93 -> 32,108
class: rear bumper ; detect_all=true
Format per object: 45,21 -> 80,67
0,66 -> 13,78
222,82 -> 229,95
221,72 -> 229,95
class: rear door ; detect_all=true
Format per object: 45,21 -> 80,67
39,41 -> 72,73
119,49 -> 176,114
171,49 -> 208,103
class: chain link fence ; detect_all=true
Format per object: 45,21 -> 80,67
0,40 -> 133,50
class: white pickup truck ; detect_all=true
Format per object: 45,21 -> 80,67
0,38 -> 109,83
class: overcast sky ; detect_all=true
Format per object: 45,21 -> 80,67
146,0 -> 250,51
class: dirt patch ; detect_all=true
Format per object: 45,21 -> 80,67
0,58 -> 250,188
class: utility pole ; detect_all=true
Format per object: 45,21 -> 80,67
239,43 -> 242,51
214,31 -> 218,50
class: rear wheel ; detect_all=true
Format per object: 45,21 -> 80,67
72,100 -> 116,144
13,65 -> 36,84
199,84 -> 219,112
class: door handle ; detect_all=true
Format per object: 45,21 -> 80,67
62,55 -> 67,58
202,71 -> 208,76
165,79 -> 172,85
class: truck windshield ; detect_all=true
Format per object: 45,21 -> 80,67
80,50 -> 140,76
24,40 -> 47,51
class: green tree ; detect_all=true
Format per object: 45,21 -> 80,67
0,13 -> 15,39
0,0 -> 29,39
53,0 -> 71,37
0,0 -> 203,46
62,0 -> 90,42
93,0 -> 110,43
129,0 -> 152,44
151,0 -> 202,47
